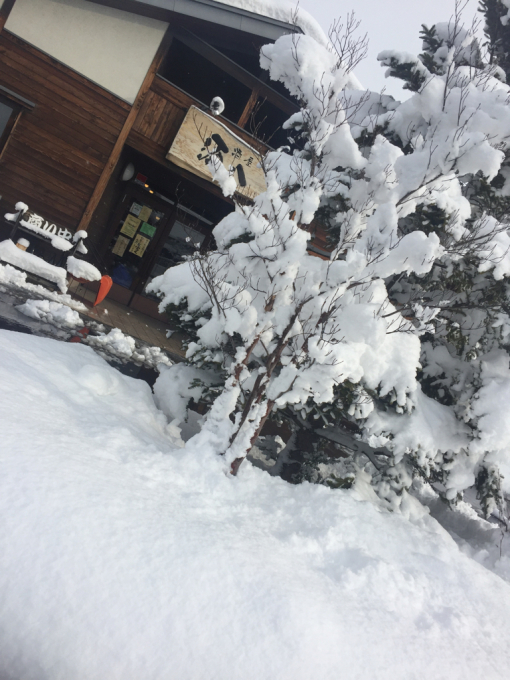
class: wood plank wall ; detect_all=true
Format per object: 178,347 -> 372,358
0,31 -> 130,229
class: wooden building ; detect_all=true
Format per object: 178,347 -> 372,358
0,0 -> 324,317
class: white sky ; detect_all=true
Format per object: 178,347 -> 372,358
297,0 -> 482,97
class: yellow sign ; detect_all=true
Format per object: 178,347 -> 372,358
129,234 -> 150,257
138,205 -> 152,222
112,234 -> 130,257
120,214 -> 141,238
167,106 -> 266,199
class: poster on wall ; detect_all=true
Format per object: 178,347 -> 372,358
129,234 -> 150,257
140,222 -> 157,238
130,202 -> 143,217
112,234 -> 131,257
166,106 -> 266,199
138,206 -> 152,222
120,214 -> 141,238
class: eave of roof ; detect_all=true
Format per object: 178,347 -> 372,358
87,0 -> 303,42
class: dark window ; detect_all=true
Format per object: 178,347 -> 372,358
216,46 -> 263,78
0,96 -> 18,155
0,101 -> 13,133
158,40 -> 251,123
215,45 -> 300,104
251,98 -> 290,149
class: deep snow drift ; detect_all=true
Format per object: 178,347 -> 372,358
1,330 -> 510,679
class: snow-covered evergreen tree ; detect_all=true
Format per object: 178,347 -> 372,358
149,5 -> 510,525
480,0 -> 510,81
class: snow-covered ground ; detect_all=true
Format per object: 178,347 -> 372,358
0,261 -> 172,371
1,329 -> 510,679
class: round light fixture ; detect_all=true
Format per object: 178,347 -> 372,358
121,162 -> 135,181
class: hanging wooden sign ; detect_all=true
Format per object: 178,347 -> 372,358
167,106 -> 266,199
20,210 -> 73,241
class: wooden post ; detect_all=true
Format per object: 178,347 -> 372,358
76,28 -> 173,232
237,88 -> 260,130
0,0 -> 16,33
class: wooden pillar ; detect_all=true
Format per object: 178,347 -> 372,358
76,28 -> 173,232
0,0 -> 16,33
237,88 -> 260,130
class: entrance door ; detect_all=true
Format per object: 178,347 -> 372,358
101,185 -> 176,307
101,184 -> 212,317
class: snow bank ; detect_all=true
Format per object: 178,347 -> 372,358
16,298 -> 82,327
1,330 -> 510,679
154,363 -> 216,422
85,326 -> 173,368
85,326 -> 136,357
0,240 -> 67,292
0,262 -> 87,311
0,261 -> 28,288
66,255 -> 101,282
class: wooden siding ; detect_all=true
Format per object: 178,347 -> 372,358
0,31 -> 130,229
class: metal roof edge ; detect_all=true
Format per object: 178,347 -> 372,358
88,0 -> 303,41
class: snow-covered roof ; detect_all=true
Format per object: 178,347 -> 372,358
92,0 -> 327,43
213,0 -> 328,45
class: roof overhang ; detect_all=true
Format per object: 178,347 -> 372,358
87,0 -> 301,42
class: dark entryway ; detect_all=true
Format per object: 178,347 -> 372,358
87,147 -> 232,319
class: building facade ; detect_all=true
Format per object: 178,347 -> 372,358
0,0 -> 325,317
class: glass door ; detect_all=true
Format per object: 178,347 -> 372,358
103,187 -> 174,294
102,184 -> 215,314
142,219 -> 207,298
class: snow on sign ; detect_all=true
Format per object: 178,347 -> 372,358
167,106 -> 266,199
21,211 -> 73,241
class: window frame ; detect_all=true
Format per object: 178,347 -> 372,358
0,85 -> 35,162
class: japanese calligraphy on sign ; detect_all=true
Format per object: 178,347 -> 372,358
129,234 -> 150,257
20,211 -> 73,241
166,106 -> 266,199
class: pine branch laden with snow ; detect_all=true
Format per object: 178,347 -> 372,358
149,9 -> 510,523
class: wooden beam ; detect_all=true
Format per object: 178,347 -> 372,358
76,29 -> 173,232
237,87 -> 259,129
0,0 -> 16,33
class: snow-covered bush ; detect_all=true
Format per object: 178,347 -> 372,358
149,5 -> 510,526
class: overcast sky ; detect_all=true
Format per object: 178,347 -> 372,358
297,0 -> 482,96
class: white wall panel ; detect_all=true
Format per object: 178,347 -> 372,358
6,0 -> 169,103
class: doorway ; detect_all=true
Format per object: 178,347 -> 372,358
101,182 -> 213,317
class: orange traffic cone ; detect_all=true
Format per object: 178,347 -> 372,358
93,275 -> 113,307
